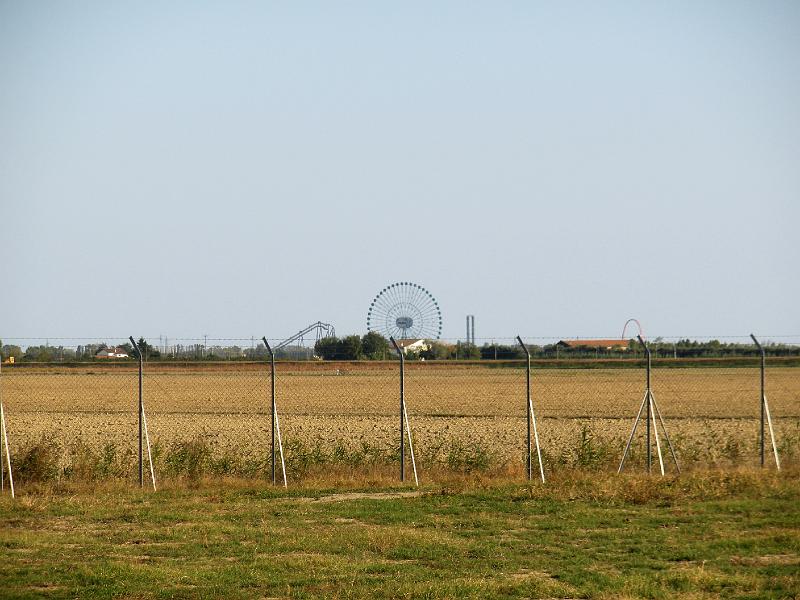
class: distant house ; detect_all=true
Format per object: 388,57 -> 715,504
95,346 -> 129,359
393,338 -> 430,354
557,339 -> 629,351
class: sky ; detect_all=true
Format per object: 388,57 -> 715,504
1,1 -> 798,345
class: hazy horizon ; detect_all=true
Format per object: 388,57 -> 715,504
2,2 -> 798,343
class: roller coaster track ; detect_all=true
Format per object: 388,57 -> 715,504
274,321 -> 336,351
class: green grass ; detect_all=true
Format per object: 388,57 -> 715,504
1,469 -> 798,599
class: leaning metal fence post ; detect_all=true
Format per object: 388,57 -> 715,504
516,336 -> 544,483
262,338 -> 287,487
130,337 -> 156,491
752,333 -> 766,468
389,338 -> 418,485
518,336 -> 531,480
0,357 -> 3,492
0,359 -> 14,498
640,336 -> 652,473
750,334 -> 780,470
131,336 -> 143,488
390,337 -> 405,482
264,338 -> 276,484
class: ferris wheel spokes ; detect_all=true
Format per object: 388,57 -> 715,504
367,282 -> 442,340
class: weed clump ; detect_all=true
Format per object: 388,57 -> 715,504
65,440 -> 134,480
162,437 -> 211,482
11,437 -> 61,483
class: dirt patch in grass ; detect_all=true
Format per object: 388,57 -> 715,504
308,490 -> 423,503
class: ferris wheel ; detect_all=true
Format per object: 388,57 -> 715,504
367,282 -> 443,340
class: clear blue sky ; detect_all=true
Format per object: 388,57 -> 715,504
1,2 -> 798,343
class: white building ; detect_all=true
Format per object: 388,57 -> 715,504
393,338 -> 429,354
95,346 -> 129,359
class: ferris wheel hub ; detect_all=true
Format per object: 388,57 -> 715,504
396,316 -> 413,331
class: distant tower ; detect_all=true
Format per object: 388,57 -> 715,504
466,315 -> 475,345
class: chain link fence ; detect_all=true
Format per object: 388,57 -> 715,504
1,340 -> 138,480
404,361 -> 528,475
275,360 -> 398,478
0,336 -> 797,487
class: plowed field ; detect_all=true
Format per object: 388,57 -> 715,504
3,362 -> 798,472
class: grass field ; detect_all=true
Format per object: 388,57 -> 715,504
2,362 -> 798,483
1,469 -> 798,599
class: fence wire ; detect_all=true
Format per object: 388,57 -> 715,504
143,362 -> 271,477
0,350 -> 797,484
404,361 -> 528,473
1,342 -> 138,477
276,361 -> 398,474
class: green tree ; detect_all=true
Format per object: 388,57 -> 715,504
361,332 -> 389,360
338,335 -> 363,360
130,338 -> 161,360
314,337 -> 339,360
245,343 -> 269,360
479,343 -> 524,360
419,342 -> 452,361
1,344 -> 23,361
455,342 -> 480,360
23,345 -> 53,362
314,335 -> 364,360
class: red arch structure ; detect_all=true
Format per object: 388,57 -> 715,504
621,318 -> 643,341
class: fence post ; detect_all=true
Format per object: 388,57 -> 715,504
517,336 -> 533,481
129,337 -> 156,490
262,338 -> 287,486
390,337 -> 405,482
0,358 -> 14,498
516,337 -> 544,482
750,334 -> 780,470
1,357 -> 3,491
0,403 -> 13,499
517,337 -> 532,480
263,337 -> 276,484
751,333 -> 766,467
130,336 -> 143,488
619,336 -> 678,475
639,336 -> 652,473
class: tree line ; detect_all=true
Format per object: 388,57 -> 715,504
2,336 -> 798,363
